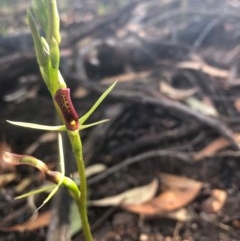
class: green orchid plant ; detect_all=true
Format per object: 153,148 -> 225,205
3,1 -> 116,241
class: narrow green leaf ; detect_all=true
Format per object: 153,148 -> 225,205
80,119 -> 109,130
7,120 -> 65,131
15,184 -> 56,199
80,81 -> 117,124
36,182 -> 62,211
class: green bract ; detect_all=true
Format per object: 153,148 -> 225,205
32,0 -> 48,32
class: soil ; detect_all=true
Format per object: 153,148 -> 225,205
1,0 -> 240,241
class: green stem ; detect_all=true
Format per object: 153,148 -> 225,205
68,131 -> 93,241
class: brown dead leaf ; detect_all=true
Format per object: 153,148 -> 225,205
123,173 -> 202,216
0,173 -> 16,187
86,164 -> 107,178
194,133 -> 240,161
159,81 -> 197,100
232,219 -> 240,229
161,208 -> 194,222
185,97 -> 218,117
159,172 -> 202,192
72,164 -> 107,180
177,61 -> 229,79
201,189 -> 227,214
89,179 -> 158,207
15,178 -> 33,194
0,211 -> 51,232
73,87 -> 88,98
234,99 -> 240,112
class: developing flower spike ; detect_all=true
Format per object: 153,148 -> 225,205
24,1 -> 117,240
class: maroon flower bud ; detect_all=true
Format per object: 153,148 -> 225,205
54,88 -> 79,131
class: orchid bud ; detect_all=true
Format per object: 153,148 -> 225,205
48,0 -> 61,44
54,88 -> 79,131
50,37 -> 60,69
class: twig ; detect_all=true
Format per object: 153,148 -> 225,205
84,84 -> 239,150
88,149 -> 191,185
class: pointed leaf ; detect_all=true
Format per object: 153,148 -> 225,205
80,81 -> 116,124
7,120 -> 65,131
36,183 -> 62,211
80,119 -> 109,130
15,185 -> 56,200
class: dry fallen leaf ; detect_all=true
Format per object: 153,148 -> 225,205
185,97 -> 218,117
0,173 -> 16,187
161,208 -> 194,222
123,173 -> 202,216
159,172 -> 201,189
0,211 -> 51,232
234,99 -> 240,112
201,189 -> 227,214
194,133 -> 240,161
72,164 -> 107,183
159,81 -> 197,100
15,178 -> 33,194
177,61 -> 229,79
85,164 -> 107,178
89,179 -> 158,207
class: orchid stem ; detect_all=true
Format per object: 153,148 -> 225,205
68,131 -> 93,241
